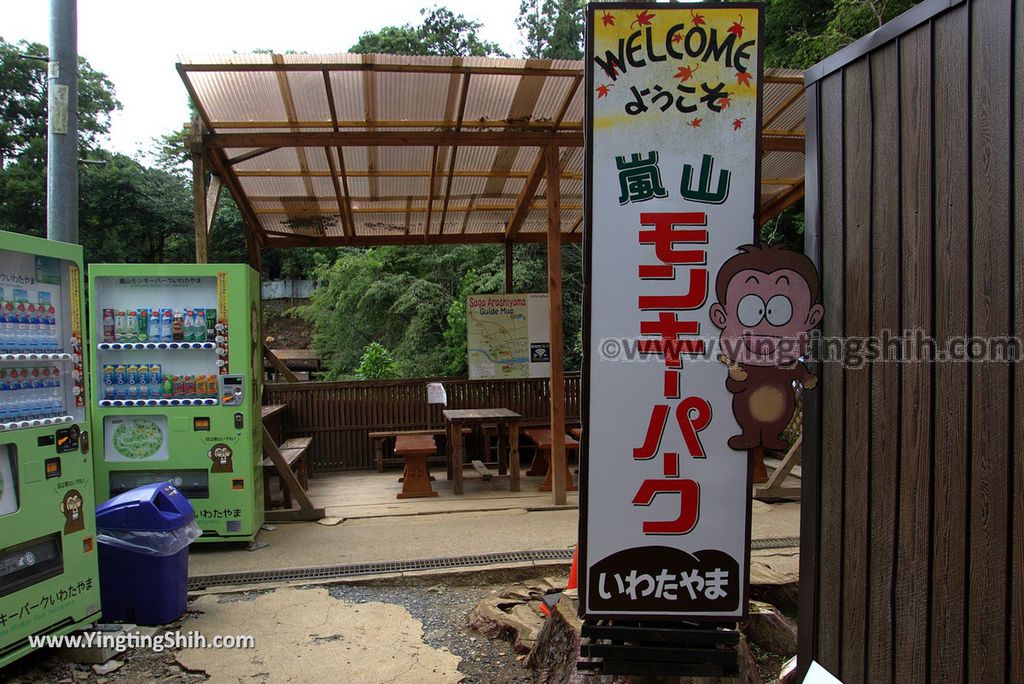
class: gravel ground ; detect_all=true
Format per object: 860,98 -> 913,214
327,580 -> 547,684
0,572 -> 560,684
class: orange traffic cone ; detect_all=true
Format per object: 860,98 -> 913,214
565,545 -> 578,597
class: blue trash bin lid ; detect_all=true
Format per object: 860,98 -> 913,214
96,482 -> 195,531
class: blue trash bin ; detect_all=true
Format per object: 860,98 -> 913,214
95,482 -> 201,625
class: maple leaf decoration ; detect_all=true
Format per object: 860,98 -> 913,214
688,118 -> 703,128
733,118 -> 745,130
631,9 -> 655,28
595,84 -> 613,99
728,15 -> 745,38
672,32 -> 684,44
690,9 -> 705,26
736,71 -> 753,87
601,10 -> 615,27
719,95 -> 732,109
673,64 -> 698,82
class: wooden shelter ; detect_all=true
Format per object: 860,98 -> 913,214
178,54 -> 808,504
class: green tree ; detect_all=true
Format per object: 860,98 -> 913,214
0,37 -> 121,165
517,0 -> 585,59
355,342 -> 401,380
778,0 -> 919,68
350,6 -> 508,57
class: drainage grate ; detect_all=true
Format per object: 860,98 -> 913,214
188,537 -> 801,591
189,548 -> 574,590
752,536 -> 800,550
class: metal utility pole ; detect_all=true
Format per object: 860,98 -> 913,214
47,0 -> 78,244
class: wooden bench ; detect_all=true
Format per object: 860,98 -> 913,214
263,436 -> 313,509
524,429 -> 579,493
394,434 -> 440,499
370,428 -> 468,472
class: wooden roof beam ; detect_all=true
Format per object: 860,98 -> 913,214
262,231 -> 584,248
504,152 -> 548,240
233,169 -> 585,180
206,131 -> 584,149
255,202 -> 584,215
759,180 -> 805,224
437,71 -> 471,234
322,68 -> 353,237
762,136 -> 805,153
226,147 -> 279,166
324,147 -> 351,238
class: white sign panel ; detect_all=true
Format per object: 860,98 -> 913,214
581,3 -> 763,620
467,293 -> 550,379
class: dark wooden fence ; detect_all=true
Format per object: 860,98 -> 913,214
264,373 -> 581,471
801,0 -> 1022,681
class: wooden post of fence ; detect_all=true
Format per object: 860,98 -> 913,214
545,144 -> 567,506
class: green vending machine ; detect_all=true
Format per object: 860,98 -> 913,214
0,231 -> 101,668
87,264 -> 264,543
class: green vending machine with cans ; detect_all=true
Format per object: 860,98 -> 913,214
0,231 -> 101,668
87,264 -> 264,542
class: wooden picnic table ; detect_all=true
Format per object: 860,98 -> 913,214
442,408 -> 521,495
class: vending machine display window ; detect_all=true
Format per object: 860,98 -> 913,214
91,275 -> 224,407
0,445 -> 18,516
0,248 -> 86,429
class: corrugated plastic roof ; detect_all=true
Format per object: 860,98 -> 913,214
178,54 -> 805,247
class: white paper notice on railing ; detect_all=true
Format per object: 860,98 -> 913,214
426,383 -> 447,405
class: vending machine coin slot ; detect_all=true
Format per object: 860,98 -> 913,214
218,375 -> 245,407
55,426 -> 79,453
234,412 -> 243,429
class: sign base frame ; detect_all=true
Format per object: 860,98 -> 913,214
578,620 -> 740,678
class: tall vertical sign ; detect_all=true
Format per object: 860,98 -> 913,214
581,3 -> 763,620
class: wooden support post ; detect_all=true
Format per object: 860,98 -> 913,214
505,241 -> 514,293
545,145 -> 567,506
190,118 -> 209,264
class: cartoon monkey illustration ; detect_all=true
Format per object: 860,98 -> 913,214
61,489 -> 85,535
710,244 -> 824,451
209,443 -> 234,473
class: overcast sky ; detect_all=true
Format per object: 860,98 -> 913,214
3,0 -> 525,160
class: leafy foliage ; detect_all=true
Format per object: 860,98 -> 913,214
350,6 -> 508,57
355,342 -> 401,380
0,37 -> 121,165
517,0 -> 585,59
299,243 -> 583,379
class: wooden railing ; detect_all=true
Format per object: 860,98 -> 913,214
264,373 -> 582,471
